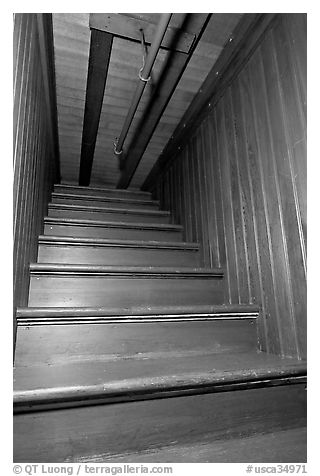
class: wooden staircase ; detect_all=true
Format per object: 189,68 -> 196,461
13,184 -> 307,463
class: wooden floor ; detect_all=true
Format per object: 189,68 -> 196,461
13,382 -> 306,462
100,427 -> 307,463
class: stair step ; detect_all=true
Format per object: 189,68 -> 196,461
15,318 -> 258,367
44,217 -> 183,241
14,351 -> 306,411
16,303 -> 260,324
37,236 -> 200,266
13,351 -> 306,462
106,427 -> 307,463
51,192 -> 160,210
48,203 -> 170,224
28,264 -> 224,308
54,183 -> 152,200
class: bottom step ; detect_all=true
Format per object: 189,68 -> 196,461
101,427 -> 307,463
13,351 -> 307,411
14,380 -> 306,463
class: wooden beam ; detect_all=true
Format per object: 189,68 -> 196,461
117,14 -> 210,189
142,14 -> 277,192
89,13 -> 195,54
79,29 -> 113,186
36,14 -> 61,182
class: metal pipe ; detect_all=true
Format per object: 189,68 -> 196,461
114,13 -> 172,155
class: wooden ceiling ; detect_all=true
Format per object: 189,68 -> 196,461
53,13 -> 243,189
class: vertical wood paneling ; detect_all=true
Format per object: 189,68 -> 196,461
241,51 -> 284,355
186,141 -> 198,248
201,118 -> 217,268
197,123 -> 211,266
284,14 -> 307,125
182,146 -> 192,242
154,14 -> 306,358
217,99 -> 240,303
178,148 -> 187,241
174,160 -> 181,226
207,113 -> 225,270
227,88 -> 251,304
230,79 -> 267,350
212,109 -> 232,303
194,130 -> 206,264
13,14 -> 60,350
253,34 -> 298,357
190,135 -> 204,265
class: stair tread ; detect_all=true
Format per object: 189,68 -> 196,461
55,184 -> 151,197
52,192 -> 159,206
38,235 -> 199,250
29,262 -> 223,276
44,216 -> 182,231
17,303 -> 259,318
48,202 -> 170,216
103,427 -> 307,463
14,351 -> 306,409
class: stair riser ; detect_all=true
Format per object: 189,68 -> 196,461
13,383 -> 306,462
38,244 -> 200,267
28,276 -> 224,308
54,185 -> 152,201
52,196 -> 159,210
48,207 -> 170,224
44,223 -> 183,242
15,320 -> 257,366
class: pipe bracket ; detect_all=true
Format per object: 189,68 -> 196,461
113,138 -> 123,156
139,67 -> 151,83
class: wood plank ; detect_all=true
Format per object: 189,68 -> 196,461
238,60 -> 282,355
15,320 -> 257,367
14,352 -> 305,408
197,123 -> 211,266
13,14 -> 59,356
259,21 -> 305,358
284,14 -> 306,124
230,78 -> 266,349
117,15 -> 209,188
107,427 -> 307,463
16,303 -> 260,322
202,117 -> 220,267
14,383 -> 306,462
216,98 -> 239,303
225,87 -> 250,303
181,147 -> 192,242
54,183 -> 151,200
51,192 -> 159,210
37,236 -> 200,267
47,203 -> 171,224
207,113 -> 226,270
36,14 -> 61,180
89,13 -> 195,53
28,275 -> 224,307
78,29 -> 113,186
272,16 -> 307,359
43,217 -> 183,242
282,15 -> 307,247
28,264 -> 224,308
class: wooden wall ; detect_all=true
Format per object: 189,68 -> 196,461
153,14 -> 307,359
13,14 -> 60,340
